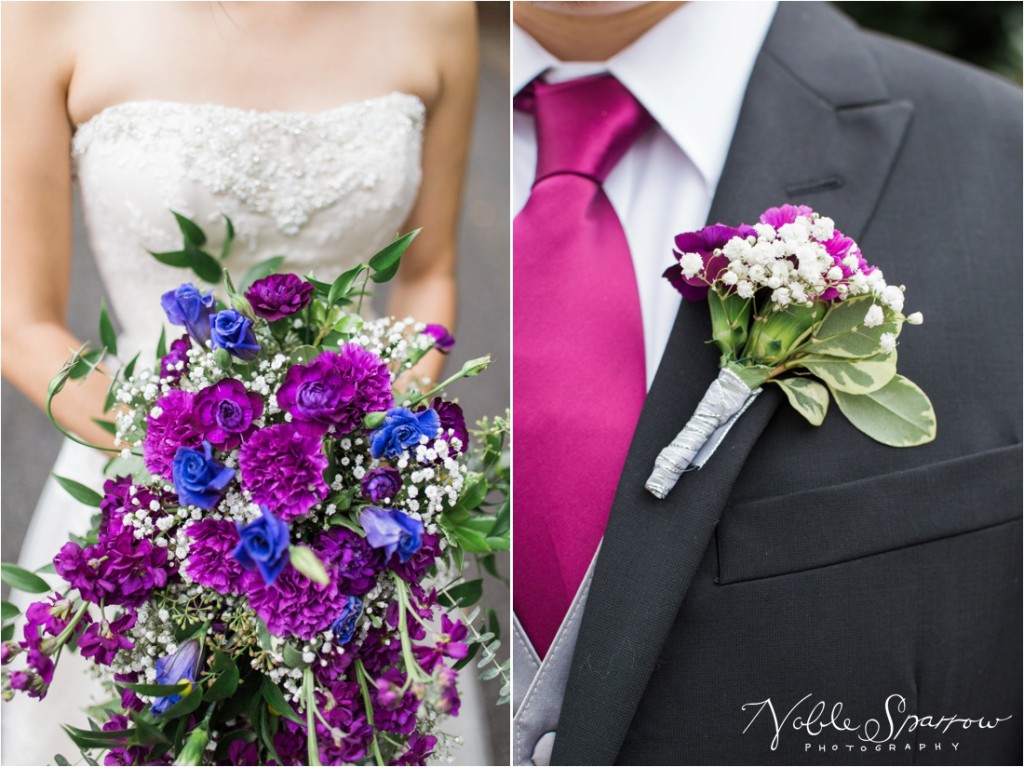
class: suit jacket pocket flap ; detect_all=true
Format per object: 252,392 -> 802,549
717,443 -> 1022,584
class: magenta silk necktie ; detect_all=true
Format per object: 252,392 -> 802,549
514,75 -> 653,657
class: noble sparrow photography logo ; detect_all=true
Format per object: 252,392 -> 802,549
741,693 -> 1013,754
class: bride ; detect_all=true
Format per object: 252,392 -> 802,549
1,2 -> 491,764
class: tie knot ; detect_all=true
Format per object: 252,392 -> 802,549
521,75 -> 653,185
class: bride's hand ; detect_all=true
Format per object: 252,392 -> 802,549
1,3 -> 118,452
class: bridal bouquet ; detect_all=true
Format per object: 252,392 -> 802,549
1,214 -> 510,766
647,204 -> 935,499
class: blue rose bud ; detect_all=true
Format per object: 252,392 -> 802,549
232,507 -> 291,586
152,638 -> 202,715
359,507 -> 423,563
331,595 -> 364,645
210,309 -> 260,361
161,283 -> 216,345
172,441 -> 235,510
369,407 -> 441,460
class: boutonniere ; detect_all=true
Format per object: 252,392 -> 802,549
646,204 -> 935,499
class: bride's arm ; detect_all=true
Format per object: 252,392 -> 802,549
388,3 -> 479,384
1,4 -> 116,451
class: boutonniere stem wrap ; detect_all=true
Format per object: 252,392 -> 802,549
646,205 -> 936,499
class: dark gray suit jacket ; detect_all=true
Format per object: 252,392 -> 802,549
550,4 -> 1022,764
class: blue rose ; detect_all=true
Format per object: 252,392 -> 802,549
331,595 -> 364,645
359,507 -> 423,563
232,507 -> 291,586
161,283 -> 216,345
210,309 -> 260,361
369,407 -> 441,460
152,639 -> 201,715
172,441 -> 235,510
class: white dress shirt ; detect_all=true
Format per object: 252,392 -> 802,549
514,2 -> 778,387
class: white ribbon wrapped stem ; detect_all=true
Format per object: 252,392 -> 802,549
645,367 -> 760,499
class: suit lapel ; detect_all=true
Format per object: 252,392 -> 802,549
551,4 -> 914,764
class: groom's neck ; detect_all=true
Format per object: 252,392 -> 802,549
514,1 -> 685,62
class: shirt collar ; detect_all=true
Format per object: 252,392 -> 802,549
513,2 -> 778,191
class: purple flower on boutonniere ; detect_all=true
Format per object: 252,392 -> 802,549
758,204 -> 814,229
245,274 -> 315,321
161,283 -> 216,345
422,324 -> 455,354
663,223 -> 758,301
193,378 -> 264,449
210,309 -> 260,360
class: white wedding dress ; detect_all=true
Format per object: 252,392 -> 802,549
2,94 -> 491,766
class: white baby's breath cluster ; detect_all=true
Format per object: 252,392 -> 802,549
679,213 -> 912,316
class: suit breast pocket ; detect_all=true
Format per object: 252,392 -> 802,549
715,443 -> 1022,584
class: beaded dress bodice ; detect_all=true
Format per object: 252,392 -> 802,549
72,93 -> 424,354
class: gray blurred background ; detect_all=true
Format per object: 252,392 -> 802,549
0,2 -> 510,761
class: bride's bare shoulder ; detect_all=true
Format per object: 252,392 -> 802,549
1,2 -> 78,83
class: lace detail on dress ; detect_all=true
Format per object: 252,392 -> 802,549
71,93 -> 424,355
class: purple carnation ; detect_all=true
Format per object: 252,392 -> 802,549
430,397 -> 469,454
422,324 -> 455,354
360,467 -> 402,503
238,425 -> 329,520
315,528 -> 384,596
193,378 -> 264,449
243,564 -> 347,640
663,223 -> 758,301
759,204 -> 815,229
144,389 -> 201,481
245,274 -> 315,322
275,344 -> 393,435
184,519 -> 247,593
78,612 -> 136,666
159,335 -> 192,383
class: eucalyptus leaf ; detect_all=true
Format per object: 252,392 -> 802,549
291,345 -> 320,365
801,350 -> 897,394
99,301 -> 118,358
832,374 -> 937,447
771,377 -> 830,426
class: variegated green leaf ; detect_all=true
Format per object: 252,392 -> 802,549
805,295 -> 902,358
832,374 -> 936,447
771,377 -> 829,426
801,350 -> 897,394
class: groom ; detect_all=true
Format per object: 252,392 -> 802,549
513,2 -> 1022,765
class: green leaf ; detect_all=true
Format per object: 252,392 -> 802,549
260,676 -> 305,725
289,546 -> 330,585
728,363 -> 773,390
219,215 -> 235,260
327,514 -> 364,535
800,350 -> 897,394
54,755 -> 70,766
805,295 -> 902,358
439,578 -> 484,609
52,475 -> 103,507
156,327 -> 168,360
256,619 -> 273,652
771,377 -> 830,426
186,242 -> 222,283
99,301 -> 118,358
124,351 -> 140,379
282,644 -> 311,669
489,500 -> 510,538
832,374 -> 937,448
453,526 -> 492,554
1,563 -> 52,594
453,641 -> 480,670
205,652 -> 240,701
369,261 -> 400,284
328,264 -> 367,305
290,345 -> 320,365
121,681 -> 191,697
368,229 -> 419,275
1,601 -> 20,621
486,536 -> 511,551
92,418 -> 117,437
69,349 -> 106,380
159,686 -> 203,719
148,250 -> 191,268
172,211 -> 207,246
239,256 -> 285,290
1,624 -> 13,641
456,474 -> 488,511
129,713 -> 172,746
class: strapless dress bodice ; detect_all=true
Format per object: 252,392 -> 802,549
72,93 -> 424,353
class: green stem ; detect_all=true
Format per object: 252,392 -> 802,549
391,575 -> 429,685
404,364 -> 479,408
355,661 -> 385,767
356,270 -> 372,317
46,388 -> 122,453
51,602 -> 90,652
302,667 -> 323,767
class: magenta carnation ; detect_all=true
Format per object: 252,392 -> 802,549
193,378 -> 264,449
663,223 -> 757,301
184,519 -> 247,593
143,389 -> 201,481
243,564 -> 348,640
275,344 -> 393,435
759,204 -> 815,228
238,425 -> 329,520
